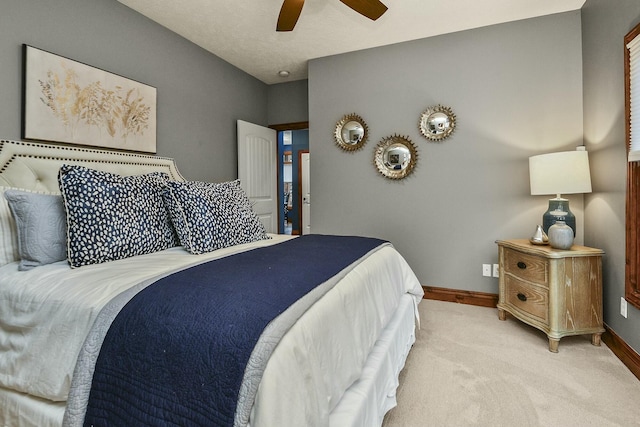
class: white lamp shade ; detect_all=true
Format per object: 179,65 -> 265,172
529,151 -> 592,196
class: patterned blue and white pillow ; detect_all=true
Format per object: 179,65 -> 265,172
58,165 -> 178,268
162,179 -> 269,254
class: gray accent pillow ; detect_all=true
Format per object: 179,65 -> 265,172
3,190 -> 67,271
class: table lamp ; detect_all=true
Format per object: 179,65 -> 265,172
529,148 -> 592,236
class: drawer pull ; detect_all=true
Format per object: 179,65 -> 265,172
517,261 -> 527,269
517,293 -> 527,302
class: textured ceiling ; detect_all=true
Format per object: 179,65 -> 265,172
117,0 -> 585,85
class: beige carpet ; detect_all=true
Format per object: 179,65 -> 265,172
382,300 -> 640,427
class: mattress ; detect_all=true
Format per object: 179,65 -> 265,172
0,234 -> 423,426
0,295 -> 418,427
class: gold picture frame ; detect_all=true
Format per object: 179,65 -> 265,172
22,45 -> 157,153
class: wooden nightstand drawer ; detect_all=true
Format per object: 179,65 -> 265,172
504,276 -> 548,324
503,248 -> 547,285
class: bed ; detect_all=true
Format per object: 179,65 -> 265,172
0,139 -> 423,427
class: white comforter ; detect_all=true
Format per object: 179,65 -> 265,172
0,234 -> 423,425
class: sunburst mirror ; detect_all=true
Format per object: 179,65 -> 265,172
334,113 -> 369,151
419,105 -> 456,141
373,134 -> 418,180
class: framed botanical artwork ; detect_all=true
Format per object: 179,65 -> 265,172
22,45 -> 157,153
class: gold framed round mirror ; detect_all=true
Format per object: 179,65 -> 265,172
334,113 -> 368,151
419,105 -> 456,141
373,134 -> 418,180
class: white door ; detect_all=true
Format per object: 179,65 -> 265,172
301,152 -> 311,235
237,120 -> 277,233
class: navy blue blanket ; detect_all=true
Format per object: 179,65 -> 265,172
83,234 -> 386,426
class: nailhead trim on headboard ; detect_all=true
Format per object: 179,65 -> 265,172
0,140 -> 185,192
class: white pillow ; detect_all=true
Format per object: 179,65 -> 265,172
0,187 -> 20,267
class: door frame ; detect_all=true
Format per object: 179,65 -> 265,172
298,150 -> 310,235
269,121 -> 309,235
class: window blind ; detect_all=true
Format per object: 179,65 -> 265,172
628,33 -> 640,161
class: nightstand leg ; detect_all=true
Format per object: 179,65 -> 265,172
548,338 -> 560,353
498,309 -> 506,321
591,333 -> 602,347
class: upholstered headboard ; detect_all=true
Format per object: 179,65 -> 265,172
0,140 -> 185,193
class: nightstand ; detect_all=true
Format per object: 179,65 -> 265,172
496,239 -> 604,352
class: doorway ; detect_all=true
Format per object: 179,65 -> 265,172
271,122 -> 309,235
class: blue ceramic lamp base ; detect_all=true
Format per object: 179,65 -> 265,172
542,198 -> 576,237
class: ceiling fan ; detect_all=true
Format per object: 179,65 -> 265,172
277,0 -> 388,32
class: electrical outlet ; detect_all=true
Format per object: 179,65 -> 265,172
482,264 -> 491,277
621,297 -> 628,318
492,264 -> 499,278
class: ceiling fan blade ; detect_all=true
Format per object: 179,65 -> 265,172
339,0 -> 388,21
277,0 -> 305,32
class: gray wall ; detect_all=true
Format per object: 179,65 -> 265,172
582,0 -> 640,353
267,80 -> 309,125
309,12 -> 584,295
1,0 -> 268,183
